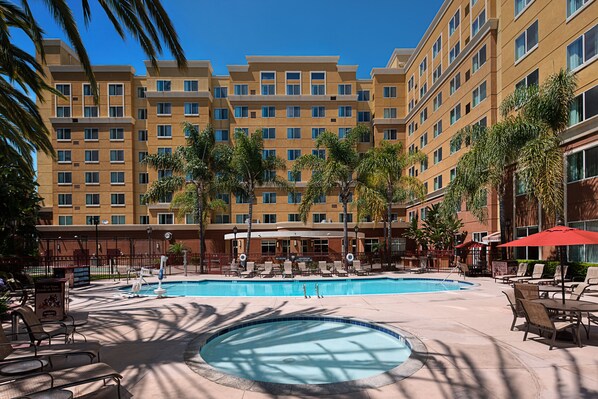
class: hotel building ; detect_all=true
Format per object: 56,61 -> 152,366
36,0 -> 598,263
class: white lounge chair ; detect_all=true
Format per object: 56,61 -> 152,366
283,261 -> 293,278
497,263 -> 527,283
261,261 -> 274,277
352,260 -> 367,275
334,261 -> 348,277
532,265 -> 569,285
297,262 -> 310,276
563,266 -> 598,290
241,262 -> 255,278
319,261 -> 332,277
509,264 -> 544,283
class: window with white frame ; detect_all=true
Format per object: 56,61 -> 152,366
433,120 -> 443,137
357,90 -> 370,101
86,193 -> 100,206
287,106 -> 301,118
184,80 -> 198,92
58,216 -> 73,225
515,0 -> 533,16
472,81 -> 487,107
420,132 -> 428,148
137,86 -> 146,98
236,214 -> 249,224
84,106 -> 98,117
472,9 -> 486,36
111,215 -> 126,225
449,9 -> 460,35
516,69 -> 539,90
109,106 -> 123,117
287,128 -> 301,139
383,86 -> 397,98
110,150 -> 124,163
433,92 -> 442,111
214,87 -> 228,98
139,172 -> 149,184
472,45 -> 487,73
110,171 -> 125,185
338,84 -> 352,95
338,106 -> 352,117
433,175 -> 443,191
384,129 -> 398,140
567,144 -> 598,182
420,108 -> 428,124
262,128 -> 275,139
261,72 -> 275,95
137,108 -> 147,120
157,125 -> 172,138
449,42 -> 461,63
313,213 -> 327,223
108,83 -> 123,95
214,108 -> 228,120
288,171 -> 301,182
234,84 -> 248,95
156,80 -> 171,92
262,192 -> 277,204
568,220 -> 598,262
419,58 -> 427,76
262,106 -> 276,118
109,128 -> 124,141
235,106 -> 248,118
383,108 -> 397,118
433,36 -> 442,58
567,0 -> 592,18
56,84 -> 70,96
567,24 -> 598,71
85,128 -> 99,141
56,106 -> 71,117
450,73 -> 461,94
57,150 -> 71,163
515,21 -> 539,62
569,85 -> 598,126
420,82 -> 428,97
357,111 -> 371,122
450,104 -> 461,125
85,172 -> 99,184
338,127 -> 351,139
433,147 -> 443,164
420,157 -> 428,172
58,193 -> 72,207
158,213 -> 174,224
433,65 -> 442,83
184,103 -> 199,116
85,150 -> 99,163
515,226 -> 539,259
215,129 -> 229,141
311,72 -> 326,95
408,76 -> 414,91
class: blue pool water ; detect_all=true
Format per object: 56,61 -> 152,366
199,317 -> 412,384
126,277 -> 471,297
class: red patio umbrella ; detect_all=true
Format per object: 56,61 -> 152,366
499,225 -> 598,304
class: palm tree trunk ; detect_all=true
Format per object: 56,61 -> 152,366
387,201 -> 392,270
197,187 -> 205,274
342,199 -> 349,266
246,193 -> 254,260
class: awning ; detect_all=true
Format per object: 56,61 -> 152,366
456,240 -> 486,249
223,230 -> 366,240
482,231 -> 502,244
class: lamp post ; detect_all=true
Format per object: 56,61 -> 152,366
92,217 -> 109,265
146,226 -> 153,267
354,225 -> 359,257
232,226 -> 238,261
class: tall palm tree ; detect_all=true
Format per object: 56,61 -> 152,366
1,0 -> 186,175
226,129 -> 288,258
143,124 -> 228,273
356,141 -> 426,267
293,125 -> 368,261
444,69 -> 576,245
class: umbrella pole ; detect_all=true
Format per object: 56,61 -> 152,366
560,245 -> 566,305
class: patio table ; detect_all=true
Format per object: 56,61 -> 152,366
532,298 -> 598,337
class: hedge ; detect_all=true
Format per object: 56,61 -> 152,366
516,260 -> 598,281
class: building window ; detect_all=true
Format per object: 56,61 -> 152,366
85,172 -> 99,185
433,175 -> 443,191
567,0 -> 592,18
313,213 -> 327,223
110,150 -> 125,163
109,106 -> 124,117
567,145 -> 598,182
420,157 -> 428,172
433,65 -> 442,83
138,215 -> 149,224
156,80 -> 171,92
157,125 -> 172,138
472,9 -> 486,36
450,168 -> 457,182
110,171 -> 125,185
515,226 -> 539,259
433,147 -> 443,164
286,84 -> 301,95
184,103 -> 199,116
420,108 -> 428,124
109,128 -> 124,141
339,213 -> 353,223
234,106 -> 249,118
338,127 -> 351,139
139,151 -> 148,162
110,215 -> 125,225
383,108 -> 397,118
214,87 -> 228,98
138,130 -> 148,142
214,108 -> 228,121
263,214 -> 277,224
433,35 -> 442,58
338,106 -> 352,118
312,127 -> 325,139
287,128 -> 301,139
567,24 -> 598,71
419,83 -> 428,98
158,213 -> 174,224
287,106 -> 301,118
450,138 -> 462,154
236,214 -> 249,224
408,76 -> 414,91
472,45 -> 487,73
384,129 -> 397,140
261,240 -> 276,254
420,132 -> 428,148
86,193 -> 100,206
312,106 -> 325,118
568,220 -> 598,262
449,9 -> 460,35
136,108 -> 147,120
363,238 -> 378,253
312,149 -> 325,159
421,207 -> 428,221
262,128 -> 275,139
515,21 -> 539,62
287,149 -> 301,160
56,106 -> 71,117
419,58 -> 427,76
137,86 -> 146,98
84,106 -> 98,117
450,104 -> 461,125
57,193 -> 72,207
449,42 -> 461,64
58,215 -> 73,225
359,129 -> 370,143
569,85 -> 598,126
110,193 -> 125,206
515,0 -> 533,16
108,83 -> 123,95
338,84 -> 352,95
81,128 -> 97,141
472,81 -> 487,107
262,149 -> 276,160
433,120 -> 443,137
212,214 -> 230,224
211,129 -> 228,142
383,86 -> 397,98
85,150 -> 99,163
156,103 -> 172,116
56,84 -> 70,95
262,192 -> 277,204
288,171 -> 301,182
139,172 -> 149,184
433,93 -> 442,111
358,111 -> 371,123
516,69 -> 539,90
234,84 -> 248,95
357,90 -> 370,101
184,80 -> 199,92
57,150 -> 71,163
262,106 -> 276,118
408,122 -> 415,136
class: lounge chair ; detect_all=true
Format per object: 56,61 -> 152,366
318,261 -> 332,277
352,260 -> 367,276
497,263 -> 527,283
563,266 -> 598,290
12,307 -> 75,345
371,263 -> 383,274
261,261 -> 274,278
283,261 -> 294,278
532,265 -> 569,285
519,299 -> 581,349
0,324 -> 101,366
241,262 -> 255,278
503,290 -> 525,331
297,262 -> 310,276
334,261 -> 348,277
0,362 -> 123,399
509,264 -> 544,283
458,262 -> 470,277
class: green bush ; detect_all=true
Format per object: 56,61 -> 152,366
516,259 -> 597,280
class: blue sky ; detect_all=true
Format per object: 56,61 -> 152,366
13,0 -> 444,78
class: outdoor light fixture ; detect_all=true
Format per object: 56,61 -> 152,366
232,226 -> 238,260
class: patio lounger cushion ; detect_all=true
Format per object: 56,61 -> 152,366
318,261 -> 331,276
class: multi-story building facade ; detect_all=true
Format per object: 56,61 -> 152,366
36,0 -> 598,263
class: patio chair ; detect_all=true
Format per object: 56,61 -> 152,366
371,263 -> 383,274
458,262 -> 470,277
563,266 -> 598,290
497,263 -> 528,283
283,261 -> 294,278
297,262 -> 310,276
513,283 -> 539,302
519,299 -> 581,349
509,264 -> 544,283
352,260 -> 367,276
0,362 -> 124,399
318,261 -> 332,277
241,262 -> 255,278
334,261 -> 348,277
0,324 -> 101,366
503,290 -> 525,331
261,261 -> 274,278
532,265 -> 569,285
12,306 -> 75,346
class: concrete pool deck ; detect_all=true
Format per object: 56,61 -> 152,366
28,273 -> 598,398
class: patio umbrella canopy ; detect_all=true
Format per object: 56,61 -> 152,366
498,225 -> 598,304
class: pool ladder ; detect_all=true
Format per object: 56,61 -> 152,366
302,283 -> 323,299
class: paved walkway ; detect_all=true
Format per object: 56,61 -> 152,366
62,273 -> 598,398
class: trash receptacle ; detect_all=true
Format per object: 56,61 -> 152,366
35,278 -> 66,321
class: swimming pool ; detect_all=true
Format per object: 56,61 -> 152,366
125,277 -> 472,297
185,316 -> 427,393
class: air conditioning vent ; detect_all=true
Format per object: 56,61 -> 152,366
250,90 -> 256,95
466,103 -> 471,114
465,36 -> 470,45
72,96 -> 79,101
74,184 -> 80,189
73,141 -> 79,145
74,206 -> 80,210
73,163 -> 79,167
465,70 -> 471,81
72,118 -> 78,123
250,112 -> 256,118
330,96 -> 337,101
331,118 -> 336,123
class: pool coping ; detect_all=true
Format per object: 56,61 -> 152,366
119,276 -> 477,298
184,315 -> 428,395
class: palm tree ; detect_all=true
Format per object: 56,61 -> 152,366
293,125 -> 368,262
422,204 -> 463,251
356,141 -> 426,268
226,129 -> 288,258
1,0 -> 186,175
444,69 -> 576,245
143,124 -> 228,273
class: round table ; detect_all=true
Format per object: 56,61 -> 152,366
0,359 -> 48,376
532,298 -> 598,312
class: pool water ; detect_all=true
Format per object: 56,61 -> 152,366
126,277 -> 470,297
200,318 -> 412,384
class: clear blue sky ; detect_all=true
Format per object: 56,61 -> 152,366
13,0 -> 444,79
